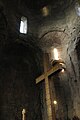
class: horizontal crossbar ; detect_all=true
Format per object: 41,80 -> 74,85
36,63 -> 66,84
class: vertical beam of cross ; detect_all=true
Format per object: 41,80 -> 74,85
36,53 -> 65,120
43,53 -> 56,120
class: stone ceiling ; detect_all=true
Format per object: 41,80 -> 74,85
23,0 -> 74,13
0,0 -> 79,53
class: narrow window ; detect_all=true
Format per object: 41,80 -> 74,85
75,2 -> 80,16
20,16 -> 27,34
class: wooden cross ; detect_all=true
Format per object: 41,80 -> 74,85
22,109 -> 26,120
36,53 -> 65,120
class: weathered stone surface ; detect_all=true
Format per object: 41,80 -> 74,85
0,0 -> 80,120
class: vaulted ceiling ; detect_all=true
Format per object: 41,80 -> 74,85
0,0 -> 79,53
24,0 -> 74,12
0,0 -> 79,61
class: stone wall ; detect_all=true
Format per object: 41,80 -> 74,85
0,42 -> 42,120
